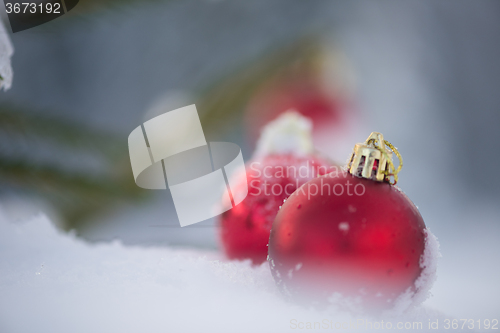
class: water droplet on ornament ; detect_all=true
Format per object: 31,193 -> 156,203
348,205 -> 357,213
295,263 -> 302,271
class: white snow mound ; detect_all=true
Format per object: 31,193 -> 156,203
0,211 -> 453,333
254,111 -> 314,157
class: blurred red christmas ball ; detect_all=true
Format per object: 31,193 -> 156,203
268,172 -> 427,311
245,76 -> 346,150
219,112 -> 336,264
219,153 -> 333,264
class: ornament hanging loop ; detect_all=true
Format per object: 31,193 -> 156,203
348,132 -> 403,185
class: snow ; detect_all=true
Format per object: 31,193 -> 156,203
388,229 -> 440,316
0,209 -> 479,333
415,229 -> 441,306
253,111 -> 314,157
0,18 -> 13,91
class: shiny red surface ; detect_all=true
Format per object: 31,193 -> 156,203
268,172 -> 426,309
219,154 -> 333,264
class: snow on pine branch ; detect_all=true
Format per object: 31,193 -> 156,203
0,18 -> 13,91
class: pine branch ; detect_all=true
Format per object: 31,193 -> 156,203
0,37 -> 321,230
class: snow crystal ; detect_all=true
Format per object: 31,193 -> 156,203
338,222 -> 350,232
253,111 -> 314,157
327,292 -> 364,313
414,228 -> 441,304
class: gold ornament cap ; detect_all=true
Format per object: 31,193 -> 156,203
347,132 -> 403,185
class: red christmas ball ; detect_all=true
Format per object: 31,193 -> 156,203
268,171 -> 427,311
219,153 -> 333,264
245,77 -> 346,150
